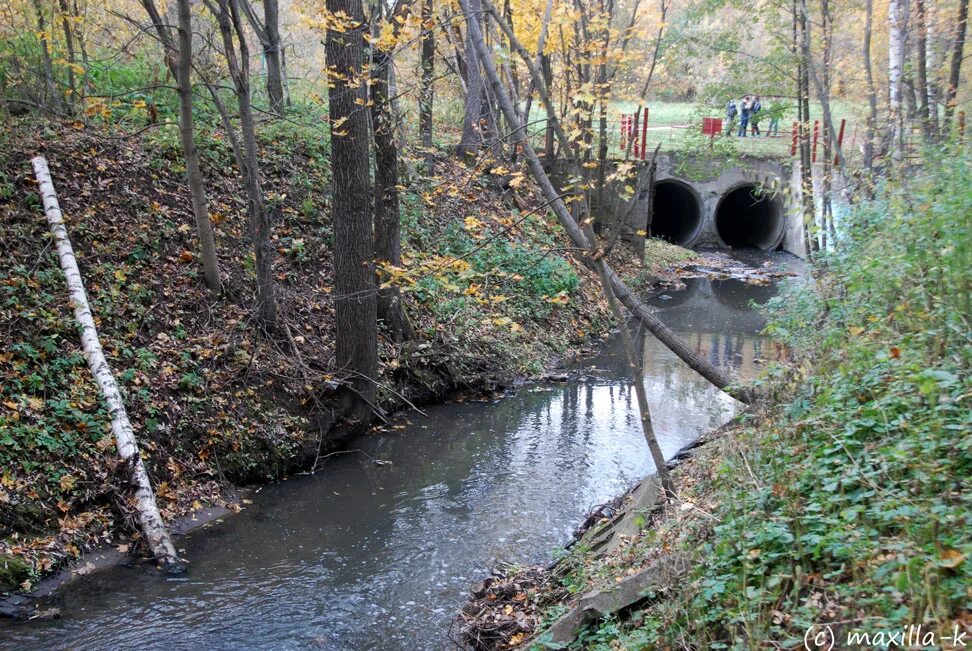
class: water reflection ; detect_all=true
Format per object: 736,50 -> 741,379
645,276 -> 791,376
1,275 -> 789,651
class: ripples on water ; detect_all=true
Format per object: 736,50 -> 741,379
2,274 -> 791,650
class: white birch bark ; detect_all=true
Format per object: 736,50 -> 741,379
31,156 -> 185,573
889,0 -> 908,158
926,1 -> 940,134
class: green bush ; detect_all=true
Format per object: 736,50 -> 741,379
563,147 -> 971,649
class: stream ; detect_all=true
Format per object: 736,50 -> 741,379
1,255 -> 798,650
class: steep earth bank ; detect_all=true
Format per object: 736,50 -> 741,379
0,118 -> 653,596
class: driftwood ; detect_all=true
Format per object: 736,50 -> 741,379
31,156 -> 185,573
539,554 -> 689,646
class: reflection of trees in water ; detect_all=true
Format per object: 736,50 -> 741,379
679,330 -> 790,378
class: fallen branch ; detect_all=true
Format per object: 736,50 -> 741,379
31,156 -> 185,573
461,0 -> 753,404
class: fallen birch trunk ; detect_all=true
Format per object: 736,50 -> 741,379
31,156 -> 185,573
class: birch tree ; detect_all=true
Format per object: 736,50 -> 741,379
888,0 -> 908,158
916,0 -> 932,139
863,0 -> 878,172
32,157 -> 184,573
419,0 -> 435,170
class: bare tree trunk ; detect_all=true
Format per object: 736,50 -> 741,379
262,0 -> 285,115
462,0 -> 753,404
280,45 -> 291,107
176,0 -> 222,293
594,260 -> 675,497
888,0 -> 908,158
819,0 -> 834,246
31,0 -> 61,112
71,0 -> 91,99
239,0 -> 284,115
140,0 -> 222,294
420,0 -> 435,170
797,0 -> 816,254
520,0 -> 553,160
594,0 -> 612,226
456,0 -> 485,158
57,0 -> 77,110
210,0 -> 278,328
32,157 -> 184,573
863,0 -> 878,172
326,0 -> 378,421
542,54 -> 555,158
916,0 -> 932,139
263,0 -> 285,116
944,0 -> 969,134
73,0 -> 91,100
926,2 -> 941,136
371,9 -> 414,343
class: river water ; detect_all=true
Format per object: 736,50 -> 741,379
2,265 -> 794,651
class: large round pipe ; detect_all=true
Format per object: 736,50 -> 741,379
649,180 -> 703,246
715,185 -> 785,250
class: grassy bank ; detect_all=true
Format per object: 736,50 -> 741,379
0,118 -> 614,592
466,150 -> 971,649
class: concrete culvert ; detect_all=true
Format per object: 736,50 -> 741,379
649,180 -> 702,246
715,185 -> 785,250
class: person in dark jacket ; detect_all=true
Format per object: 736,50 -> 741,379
738,95 -> 751,137
750,96 -> 763,136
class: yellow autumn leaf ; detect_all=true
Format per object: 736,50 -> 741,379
939,549 -> 966,568
508,174 -> 527,188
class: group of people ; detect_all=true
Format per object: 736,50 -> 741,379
725,95 -> 786,137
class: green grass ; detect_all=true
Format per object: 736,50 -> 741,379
526,99 -> 868,161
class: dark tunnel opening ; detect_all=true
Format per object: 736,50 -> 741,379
715,185 -> 784,250
649,180 -> 703,246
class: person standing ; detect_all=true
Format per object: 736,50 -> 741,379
750,96 -> 762,136
738,95 -> 751,137
725,99 -> 738,134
